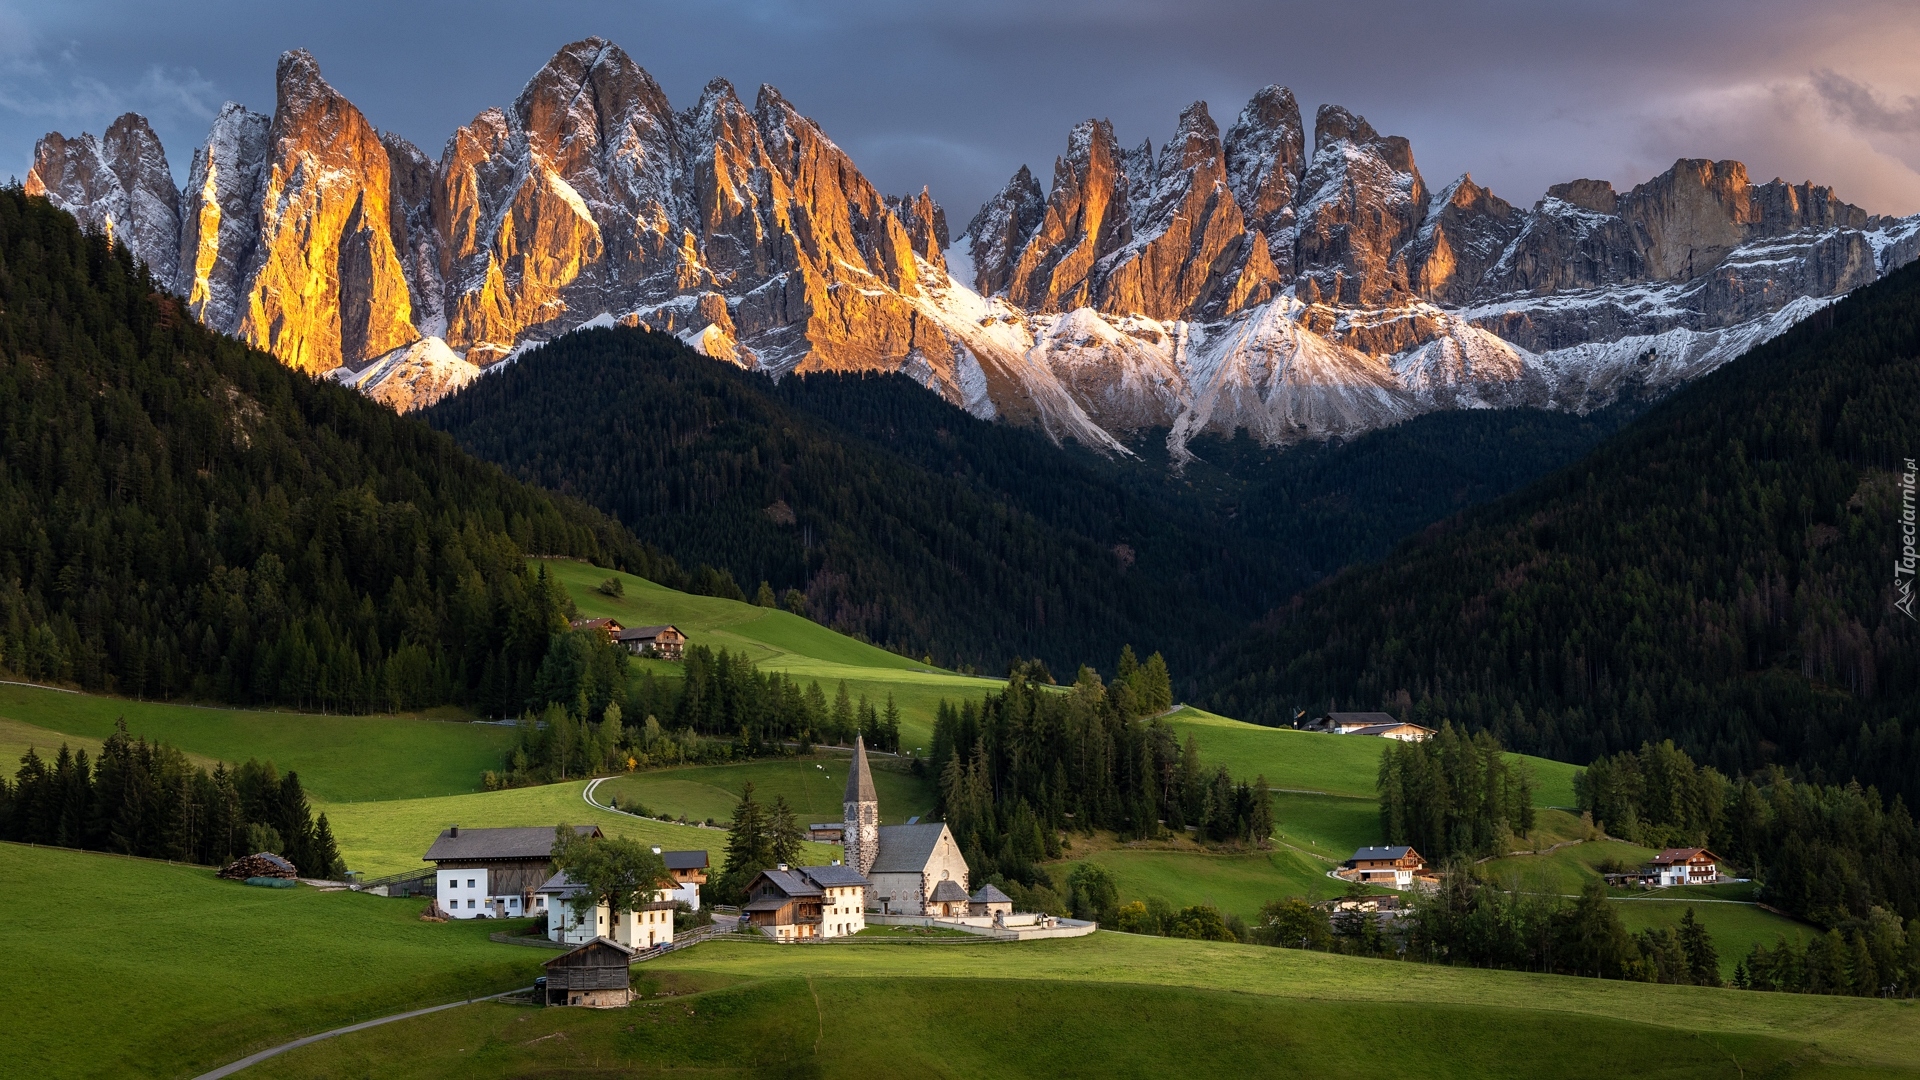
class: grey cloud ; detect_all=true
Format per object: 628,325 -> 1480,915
1814,69 -> 1920,135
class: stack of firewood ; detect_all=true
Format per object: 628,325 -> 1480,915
217,852 -> 298,880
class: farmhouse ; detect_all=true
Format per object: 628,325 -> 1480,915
743,863 -> 871,940
422,824 -> 601,919
542,937 -> 634,1007
1341,845 -> 1430,888
1306,712 -> 1435,741
1651,848 -> 1722,886
536,870 -> 679,949
569,617 -> 624,641
658,847 -> 708,909
615,624 -> 685,660
840,737 -> 972,915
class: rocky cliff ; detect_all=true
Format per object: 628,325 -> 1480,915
26,40 -> 1920,442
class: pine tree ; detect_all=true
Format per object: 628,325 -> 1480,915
768,796 -> 804,867
311,813 -> 345,879
720,782 -> 772,902
1250,775 -> 1274,848
1678,908 -> 1721,987
881,694 -> 902,753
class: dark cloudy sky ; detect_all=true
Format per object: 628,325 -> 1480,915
5,0 -> 1920,222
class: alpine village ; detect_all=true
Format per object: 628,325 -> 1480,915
2,8 -> 1920,1078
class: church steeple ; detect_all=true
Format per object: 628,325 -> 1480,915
844,735 -> 879,876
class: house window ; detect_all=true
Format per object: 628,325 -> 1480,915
467,879 -> 475,889
467,899 -> 475,908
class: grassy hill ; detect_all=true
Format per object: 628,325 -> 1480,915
546,557 -> 1003,752
597,757 -> 935,829
0,842 -> 545,1080
0,684 -> 511,802
269,936 -> 1918,1078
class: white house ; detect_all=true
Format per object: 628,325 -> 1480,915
536,871 -> 679,950
422,824 -> 601,920
1652,848 -> 1721,886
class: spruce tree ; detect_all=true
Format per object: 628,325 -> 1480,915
768,796 -> 804,867
1678,908 -> 1721,987
720,782 -> 772,902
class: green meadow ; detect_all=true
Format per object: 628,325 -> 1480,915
597,756 -> 936,828
1165,705 -> 1581,807
544,558 -> 1005,750
0,682 -> 510,802
262,935 -> 1920,1078
0,842 -> 546,1080
315,779 -> 834,878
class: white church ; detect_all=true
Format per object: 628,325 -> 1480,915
838,737 -> 976,917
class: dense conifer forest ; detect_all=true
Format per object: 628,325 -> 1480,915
1208,261 -> 1920,805
426,326 -> 1636,680
0,188 -> 682,715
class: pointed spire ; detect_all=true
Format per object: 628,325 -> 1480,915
845,735 -> 877,804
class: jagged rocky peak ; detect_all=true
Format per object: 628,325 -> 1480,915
179,102 -> 271,328
886,188 -> 950,272
238,48 -> 415,373
1294,103 -> 1429,307
1007,118 -> 1132,312
1406,174 -> 1522,305
963,164 -> 1046,296
1101,101 -> 1271,319
1223,84 -> 1306,278
513,38 -> 688,244
26,112 -> 182,288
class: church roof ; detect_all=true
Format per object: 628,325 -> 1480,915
928,878 -> 970,903
845,736 -> 877,804
869,823 -> 951,874
971,884 -> 1012,904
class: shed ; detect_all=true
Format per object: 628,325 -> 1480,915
542,937 -> 634,1007
927,877 -> 970,917
969,884 -> 1014,918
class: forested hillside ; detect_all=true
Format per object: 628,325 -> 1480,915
427,327 -> 1635,679
1208,260 -> 1920,804
0,188 -> 672,715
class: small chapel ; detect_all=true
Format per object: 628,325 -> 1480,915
839,736 -> 971,916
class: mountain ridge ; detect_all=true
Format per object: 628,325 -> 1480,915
24,37 -> 1920,455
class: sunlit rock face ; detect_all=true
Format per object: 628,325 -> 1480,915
24,40 -> 1920,452
27,113 -> 181,288
238,49 -> 415,373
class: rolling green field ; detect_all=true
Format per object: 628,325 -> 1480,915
545,559 -> 1005,750
1054,845 -> 1351,916
0,842 -> 546,1080
1165,706 -> 1581,807
0,683 -> 510,802
597,756 -> 936,828
317,779 -> 836,878
256,973 -> 1852,1079
1613,897 -> 1812,978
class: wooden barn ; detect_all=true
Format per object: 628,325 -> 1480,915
542,937 -> 634,1007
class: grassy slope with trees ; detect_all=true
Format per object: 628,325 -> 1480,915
1206,260 -> 1920,807
426,323 -> 1638,683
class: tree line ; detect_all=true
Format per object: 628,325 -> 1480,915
1577,740 -> 1920,927
485,630 -> 904,788
712,782 -> 808,904
1377,723 -> 1536,863
931,647 -> 1274,889
0,721 -> 343,877
1208,258 -> 1920,808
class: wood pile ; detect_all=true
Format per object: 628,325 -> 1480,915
217,852 -> 298,880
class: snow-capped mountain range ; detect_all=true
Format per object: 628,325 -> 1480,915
25,39 -> 1920,457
